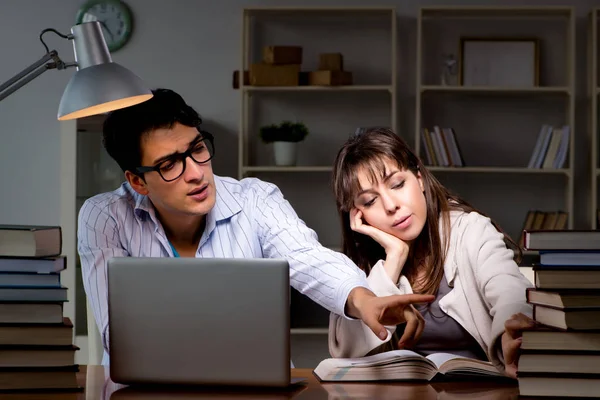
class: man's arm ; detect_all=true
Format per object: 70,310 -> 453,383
77,201 -> 129,355
251,180 -> 369,318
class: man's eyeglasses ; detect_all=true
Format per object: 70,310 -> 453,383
136,131 -> 215,182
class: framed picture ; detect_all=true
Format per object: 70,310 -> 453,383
459,38 -> 540,87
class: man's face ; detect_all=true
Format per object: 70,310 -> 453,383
134,122 -> 216,219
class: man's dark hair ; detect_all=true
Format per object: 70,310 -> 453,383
102,88 -> 203,173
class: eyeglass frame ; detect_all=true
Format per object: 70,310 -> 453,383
135,129 -> 215,182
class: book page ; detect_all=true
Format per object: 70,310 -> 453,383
426,353 -> 502,376
348,349 -> 425,367
426,353 -> 464,369
314,349 -> 439,382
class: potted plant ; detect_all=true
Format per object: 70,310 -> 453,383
259,121 -> 309,166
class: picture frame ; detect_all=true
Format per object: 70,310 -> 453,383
459,37 -> 540,87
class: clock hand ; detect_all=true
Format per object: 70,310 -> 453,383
97,19 -> 114,41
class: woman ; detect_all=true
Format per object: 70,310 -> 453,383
329,128 -> 535,378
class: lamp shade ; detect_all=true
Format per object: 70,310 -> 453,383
57,21 -> 152,120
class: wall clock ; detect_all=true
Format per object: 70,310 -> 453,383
76,0 -> 133,52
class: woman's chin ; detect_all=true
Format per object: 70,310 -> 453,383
392,223 -> 424,243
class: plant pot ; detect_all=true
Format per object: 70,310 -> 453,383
273,141 -> 297,166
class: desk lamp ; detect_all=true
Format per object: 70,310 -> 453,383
0,21 -> 152,120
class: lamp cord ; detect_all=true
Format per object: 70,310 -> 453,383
39,28 -> 73,54
37,28 -> 76,70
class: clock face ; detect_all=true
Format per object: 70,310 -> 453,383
76,0 -> 132,52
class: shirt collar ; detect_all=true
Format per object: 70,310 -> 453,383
132,188 -> 160,226
130,175 -> 242,223
210,175 -> 242,222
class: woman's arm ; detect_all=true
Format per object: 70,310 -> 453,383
329,209 -> 432,358
349,208 -> 410,284
464,213 -> 534,373
328,260 -> 416,358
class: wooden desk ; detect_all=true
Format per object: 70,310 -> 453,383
0,365 -> 521,399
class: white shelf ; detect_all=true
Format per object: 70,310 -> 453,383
244,6 -> 395,13
426,166 -> 571,175
421,6 -> 573,19
242,166 -> 333,173
242,166 -> 573,175
416,6 -> 576,235
244,85 -> 392,92
420,85 -> 570,95
290,328 -> 328,335
591,9 -> 600,229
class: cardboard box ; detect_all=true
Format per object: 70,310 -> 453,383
249,63 -> 300,86
319,53 -> 343,71
262,46 -> 303,65
308,70 -> 353,86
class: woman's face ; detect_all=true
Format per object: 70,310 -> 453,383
353,159 -> 428,244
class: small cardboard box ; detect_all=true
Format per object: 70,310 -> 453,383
249,63 -> 300,86
319,53 -> 343,71
262,46 -> 303,65
308,70 -> 353,86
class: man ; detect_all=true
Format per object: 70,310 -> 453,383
78,88 -> 432,365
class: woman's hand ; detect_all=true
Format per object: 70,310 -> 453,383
347,287 -> 433,342
350,208 -> 410,282
397,305 -> 426,349
502,313 -> 537,379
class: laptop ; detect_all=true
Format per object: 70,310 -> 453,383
107,257 -> 298,388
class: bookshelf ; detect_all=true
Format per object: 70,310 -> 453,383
238,6 -> 397,349
238,6 -> 398,178
589,8 -> 600,229
416,6 -> 575,242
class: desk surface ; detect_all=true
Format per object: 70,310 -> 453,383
0,365 -> 521,399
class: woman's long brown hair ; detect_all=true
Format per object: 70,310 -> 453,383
332,128 -> 521,295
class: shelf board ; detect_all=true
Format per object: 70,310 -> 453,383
244,6 -> 395,14
244,166 -> 571,175
420,85 -> 570,95
243,85 -> 392,92
290,328 -> 328,335
243,166 -> 333,173
426,166 -> 571,175
420,6 -> 572,19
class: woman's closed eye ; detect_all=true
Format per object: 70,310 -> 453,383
363,197 -> 377,207
391,180 -> 405,189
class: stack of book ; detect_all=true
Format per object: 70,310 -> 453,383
518,210 -> 569,248
0,225 -> 80,391
519,229 -> 600,398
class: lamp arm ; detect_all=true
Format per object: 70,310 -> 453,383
0,50 -> 73,102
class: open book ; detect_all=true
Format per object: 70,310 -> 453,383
313,350 -> 506,382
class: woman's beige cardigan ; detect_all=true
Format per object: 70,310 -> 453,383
329,211 -> 534,374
